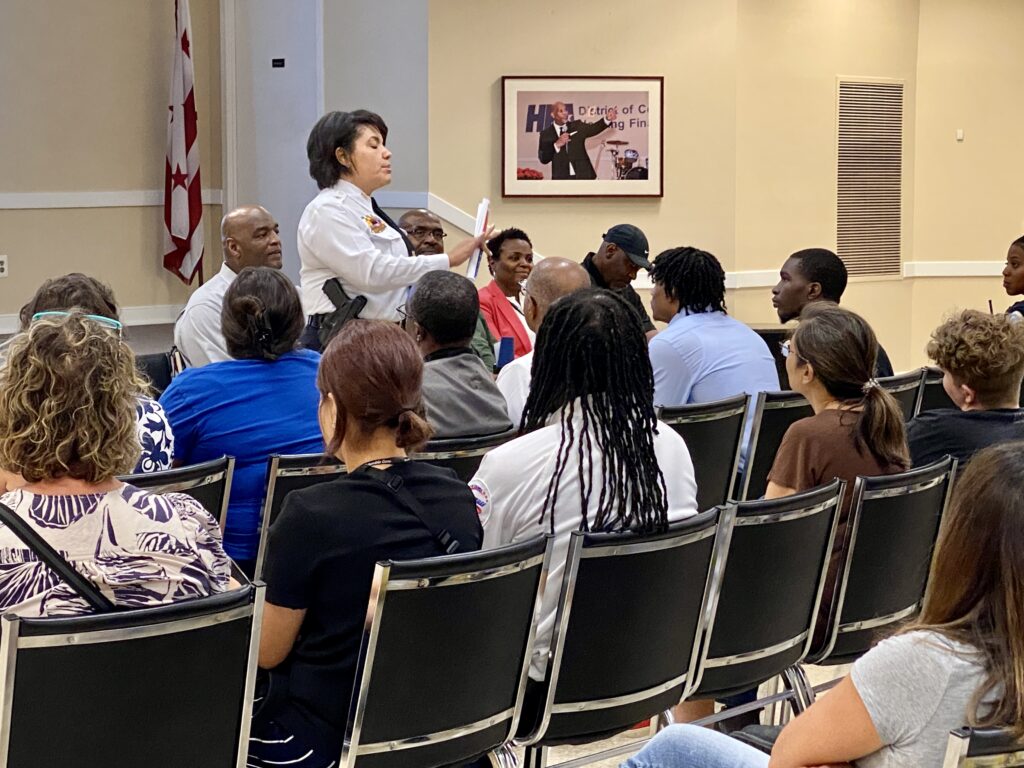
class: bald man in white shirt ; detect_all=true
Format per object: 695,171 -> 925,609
496,257 -> 591,426
174,206 -> 283,367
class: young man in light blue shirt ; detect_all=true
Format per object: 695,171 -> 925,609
648,247 -> 780,464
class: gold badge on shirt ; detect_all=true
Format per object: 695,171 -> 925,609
362,215 -> 387,234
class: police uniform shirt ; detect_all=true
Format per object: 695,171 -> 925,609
470,405 -> 699,680
297,178 -> 449,321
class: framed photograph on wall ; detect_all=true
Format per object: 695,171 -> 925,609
501,75 -> 664,198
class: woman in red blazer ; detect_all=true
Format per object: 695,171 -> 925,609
478,228 -> 534,359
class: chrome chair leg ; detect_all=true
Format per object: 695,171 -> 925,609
488,743 -> 519,768
783,666 -> 815,713
523,745 -> 548,768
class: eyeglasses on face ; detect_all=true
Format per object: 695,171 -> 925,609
404,227 -> 446,241
779,339 -> 791,358
31,311 -> 123,338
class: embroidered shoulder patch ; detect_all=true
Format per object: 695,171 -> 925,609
469,479 -> 491,525
362,214 -> 387,234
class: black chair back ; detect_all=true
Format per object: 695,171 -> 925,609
741,391 -> 814,500
916,367 -> 957,414
877,369 -> 924,422
339,537 -> 549,768
810,456 -> 957,665
119,455 -> 235,529
944,727 -> 1024,767
690,481 -> 844,700
0,585 -> 263,768
658,395 -> 748,510
254,453 -> 346,581
410,428 -> 517,482
136,351 -> 175,396
518,509 -> 731,748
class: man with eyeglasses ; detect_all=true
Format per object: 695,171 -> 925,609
400,208 -> 498,372
398,209 -> 447,257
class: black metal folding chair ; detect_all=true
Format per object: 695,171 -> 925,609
740,391 -> 813,501
517,509 -> 732,768
0,585 -> 263,768
877,369 -> 925,422
943,727 -> 1024,767
338,537 -> 550,768
658,395 -> 748,511
253,453 -> 346,581
410,427 -> 518,482
119,455 -> 235,529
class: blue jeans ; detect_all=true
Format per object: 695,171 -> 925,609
622,724 -> 769,768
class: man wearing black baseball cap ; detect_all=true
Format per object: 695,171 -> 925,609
581,223 -> 657,339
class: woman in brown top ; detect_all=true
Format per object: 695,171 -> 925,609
768,304 -> 910,647
767,303 -> 909,503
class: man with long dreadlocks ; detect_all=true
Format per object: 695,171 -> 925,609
648,246 -> 779,468
470,288 -> 698,683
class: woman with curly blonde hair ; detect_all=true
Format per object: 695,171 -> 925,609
907,309 -> 1024,466
0,312 -> 230,616
19,273 -> 174,473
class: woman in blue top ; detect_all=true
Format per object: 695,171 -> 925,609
161,267 -> 323,575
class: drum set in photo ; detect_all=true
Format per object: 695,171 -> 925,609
601,139 -> 649,180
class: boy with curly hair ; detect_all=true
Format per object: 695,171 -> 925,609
907,310 -> 1024,466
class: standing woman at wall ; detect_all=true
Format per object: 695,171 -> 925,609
297,110 -> 493,350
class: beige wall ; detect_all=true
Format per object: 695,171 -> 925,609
428,0 -> 1023,373
322,0 -> 429,195
429,0 -> 739,268
0,0 -> 223,316
914,0 -> 1024,263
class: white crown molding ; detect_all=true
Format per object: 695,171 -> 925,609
0,304 -> 184,336
902,260 -> 1003,277
426,193 -> 477,234
0,189 -> 223,210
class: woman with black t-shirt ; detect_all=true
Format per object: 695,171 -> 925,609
248,320 -> 482,768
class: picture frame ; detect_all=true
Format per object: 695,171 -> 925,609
501,75 -> 664,198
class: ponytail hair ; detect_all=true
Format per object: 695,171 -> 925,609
393,409 -> 432,450
222,267 -> 304,361
793,303 -> 909,470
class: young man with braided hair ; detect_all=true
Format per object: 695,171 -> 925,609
648,247 -> 779,465
470,288 -> 698,683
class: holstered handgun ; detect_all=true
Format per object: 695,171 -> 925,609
318,278 -> 367,348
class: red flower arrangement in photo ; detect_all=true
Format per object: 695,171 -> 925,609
517,167 -> 544,180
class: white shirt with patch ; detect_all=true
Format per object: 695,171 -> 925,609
297,178 -> 449,321
470,403 -> 698,680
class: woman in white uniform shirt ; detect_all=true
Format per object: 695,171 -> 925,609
470,288 -> 698,684
298,110 -> 490,350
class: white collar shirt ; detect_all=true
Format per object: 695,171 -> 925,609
297,179 -> 449,321
495,350 -> 533,426
173,261 -> 237,367
470,403 -> 698,680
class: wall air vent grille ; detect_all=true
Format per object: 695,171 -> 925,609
836,80 -> 904,277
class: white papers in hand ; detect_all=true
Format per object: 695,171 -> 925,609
467,198 -> 490,280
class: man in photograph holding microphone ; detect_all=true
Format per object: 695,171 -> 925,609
537,101 -> 617,180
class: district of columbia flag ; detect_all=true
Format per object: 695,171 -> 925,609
162,0 -> 204,284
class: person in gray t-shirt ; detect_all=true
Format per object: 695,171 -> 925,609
622,440 -> 1024,768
